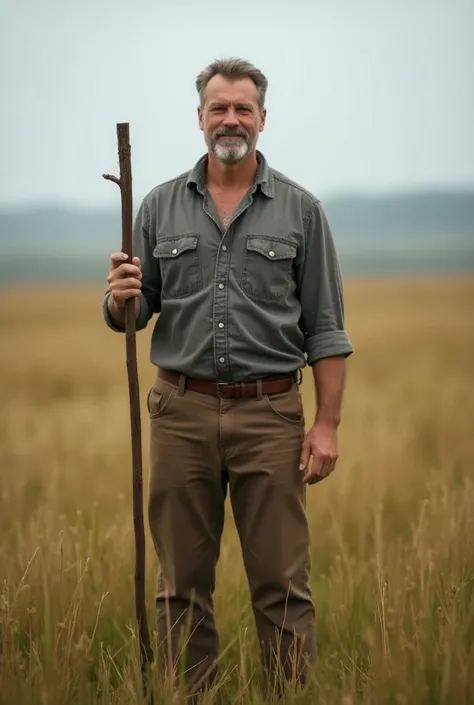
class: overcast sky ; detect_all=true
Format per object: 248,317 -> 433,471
1,0 -> 473,208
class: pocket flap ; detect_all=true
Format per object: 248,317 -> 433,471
154,234 -> 199,258
246,236 -> 297,261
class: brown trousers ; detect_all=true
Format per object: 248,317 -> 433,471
147,370 -> 315,695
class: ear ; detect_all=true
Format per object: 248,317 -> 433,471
197,106 -> 204,131
258,108 -> 267,132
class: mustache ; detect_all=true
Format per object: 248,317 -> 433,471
214,127 -> 248,138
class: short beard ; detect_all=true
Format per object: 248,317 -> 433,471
206,128 -> 254,165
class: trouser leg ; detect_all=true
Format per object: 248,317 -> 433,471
147,374 -> 225,694
225,382 -> 316,692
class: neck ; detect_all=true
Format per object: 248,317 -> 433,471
206,150 -> 259,190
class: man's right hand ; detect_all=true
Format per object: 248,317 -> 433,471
107,252 -> 142,308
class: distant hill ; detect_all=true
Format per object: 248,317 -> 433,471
0,206 -> 122,255
325,190 -> 474,239
0,189 -> 473,283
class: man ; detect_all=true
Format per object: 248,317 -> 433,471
103,57 -> 353,697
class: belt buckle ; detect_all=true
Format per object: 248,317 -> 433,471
216,381 -> 232,398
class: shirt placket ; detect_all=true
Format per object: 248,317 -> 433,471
202,191 -> 255,382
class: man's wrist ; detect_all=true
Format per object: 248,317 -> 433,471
107,292 -> 126,326
314,413 -> 340,429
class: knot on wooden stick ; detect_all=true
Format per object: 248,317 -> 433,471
102,173 -> 121,187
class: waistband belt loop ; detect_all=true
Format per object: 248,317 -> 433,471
178,374 -> 187,396
256,379 -> 263,400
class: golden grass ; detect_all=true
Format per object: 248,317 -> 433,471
1,276 -> 474,704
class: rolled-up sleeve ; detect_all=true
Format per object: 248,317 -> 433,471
297,200 -> 353,364
102,198 -> 162,332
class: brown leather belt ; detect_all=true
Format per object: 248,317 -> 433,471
158,368 -> 299,399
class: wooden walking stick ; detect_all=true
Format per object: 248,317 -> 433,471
102,123 -> 154,694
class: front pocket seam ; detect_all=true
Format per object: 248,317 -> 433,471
148,386 -> 177,419
263,393 -> 304,425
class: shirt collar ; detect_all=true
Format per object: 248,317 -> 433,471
186,149 -> 274,198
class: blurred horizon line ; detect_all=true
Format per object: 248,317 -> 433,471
1,184 -> 474,213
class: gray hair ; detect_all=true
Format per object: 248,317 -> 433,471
195,57 -> 268,109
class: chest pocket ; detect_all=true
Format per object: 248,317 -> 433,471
153,233 -> 202,299
241,235 -> 297,301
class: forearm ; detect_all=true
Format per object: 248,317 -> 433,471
311,356 -> 346,427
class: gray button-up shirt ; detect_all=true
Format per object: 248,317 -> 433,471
103,150 -> 353,381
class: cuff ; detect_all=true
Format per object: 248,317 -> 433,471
305,330 -> 354,365
102,292 -> 151,332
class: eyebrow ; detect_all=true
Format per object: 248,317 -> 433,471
209,101 -> 254,109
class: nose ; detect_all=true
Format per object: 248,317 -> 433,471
222,108 -> 239,126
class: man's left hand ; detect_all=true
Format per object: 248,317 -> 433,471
299,421 -> 338,485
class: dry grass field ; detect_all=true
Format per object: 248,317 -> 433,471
1,276 -> 474,705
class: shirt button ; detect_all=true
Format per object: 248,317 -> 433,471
219,357 -> 225,363
222,245 -> 227,251
172,248 -> 178,255
218,322 -> 224,329
218,284 -> 224,290
269,250 -> 275,257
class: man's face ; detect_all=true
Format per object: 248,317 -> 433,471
198,75 -> 266,165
